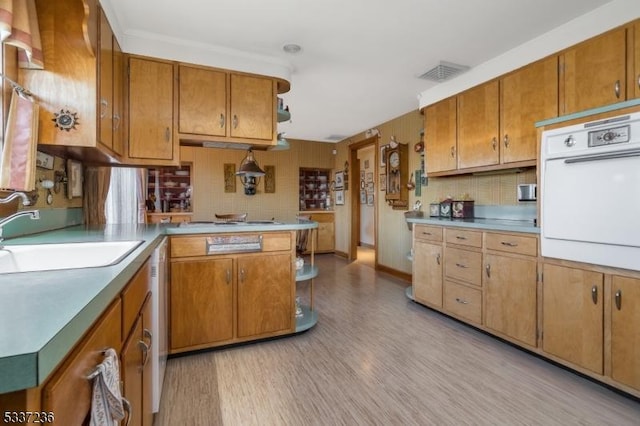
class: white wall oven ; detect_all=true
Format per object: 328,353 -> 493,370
540,111 -> 640,271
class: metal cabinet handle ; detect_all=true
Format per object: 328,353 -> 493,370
455,263 -> 467,269
143,328 -> 153,347
615,289 -> 622,310
436,253 -> 441,265
164,127 -> 170,142
226,269 -> 231,284
122,397 -> 132,426
100,99 -> 108,119
591,285 -> 598,305
455,235 -> 467,240
138,340 -> 149,367
503,134 -> 509,148
422,232 -> 432,236
239,268 -> 245,283
500,241 -> 518,247
614,80 -> 620,98
113,113 -> 121,130
233,114 -> 239,129
219,113 -> 225,128
491,137 -> 497,150
637,74 -> 640,91
485,263 -> 491,278
450,146 -> 455,158
455,297 -> 469,305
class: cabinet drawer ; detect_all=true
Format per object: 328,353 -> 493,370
444,280 -> 482,324
414,225 -> 443,243
485,232 -> 537,257
445,228 -> 482,248
122,261 -> 150,337
171,232 -> 293,258
444,247 -> 482,286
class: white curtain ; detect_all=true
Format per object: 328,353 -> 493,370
105,168 -> 145,224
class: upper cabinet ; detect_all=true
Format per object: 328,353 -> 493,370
424,97 -> 457,174
500,55 -> 558,164
633,21 -> 640,99
125,57 -> 178,166
457,80 -> 500,169
178,66 -> 280,146
23,0 -> 121,163
560,27 -> 627,115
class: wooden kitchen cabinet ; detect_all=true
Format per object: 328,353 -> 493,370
304,212 -> 334,253
23,0 -> 123,163
610,275 -> 640,392
633,20 -> 640,99
178,66 -> 281,146
500,56 -> 558,164
457,80 -> 500,169
424,97 -> 457,174
121,312 -> 144,426
483,232 -> 538,347
127,56 -> 178,165
542,263 -> 604,374
169,232 -> 295,353
413,225 -> 444,308
560,27 -> 627,115
40,299 -> 122,426
170,258 -> 234,350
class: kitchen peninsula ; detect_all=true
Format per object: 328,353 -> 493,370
0,220 -> 318,423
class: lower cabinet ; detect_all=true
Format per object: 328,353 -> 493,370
541,263 -> 604,374
413,240 -> 443,308
443,280 -> 482,324
169,232 -> 295,353
610,276 -> 640,391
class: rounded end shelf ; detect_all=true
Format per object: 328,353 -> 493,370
405,285 -> 414,301
277,109 -> 291,123
296,264 -> 319,281
295,305 -> 318,332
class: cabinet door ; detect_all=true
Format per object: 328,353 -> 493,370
542,264 -> 604,374
112,36 -> 124,156
230,74 -> 275,141
457,80 -> 499,169
98,7 -> 113,152
179,65 -> 228,137
237,254 -> 293,338
424,97 -> 457,173
129,57 -> 175,160
484,254 -> 537,346
42,300 -> 122,426
634,21 -> 640,99
413,241 -> 443,308
141,298 -> 154,426
610,276 -> 640,391
170,258 -> 234,350
500,56 -> 558,164
561,28 -> 626,114
121,315 -> 143,426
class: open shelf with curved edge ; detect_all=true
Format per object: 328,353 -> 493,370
295,227 -> 319,332
277,108 -> 291,123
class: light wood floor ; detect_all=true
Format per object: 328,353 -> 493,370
157,254 -> 640,425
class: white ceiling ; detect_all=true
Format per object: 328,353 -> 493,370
101,0 -> 627,143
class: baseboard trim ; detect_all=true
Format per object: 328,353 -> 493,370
334,250 -> 348,258
375,263 -> 411,283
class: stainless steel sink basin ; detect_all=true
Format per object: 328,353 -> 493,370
0,240 -> 144,274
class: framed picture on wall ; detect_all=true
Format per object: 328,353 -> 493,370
67,159 -> 83,199
366,172 -> 373,183
360,190 -> 366,204
335,171 -> 344,189
380,174 -> 386,191
380,145 -> 387,166
367,193 -> 374,206
335,189 -> 345,205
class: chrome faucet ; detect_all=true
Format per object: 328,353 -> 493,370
0,210 -> 40,244
0,191 -> 32,206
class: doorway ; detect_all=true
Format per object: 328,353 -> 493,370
349,136 -> 378,264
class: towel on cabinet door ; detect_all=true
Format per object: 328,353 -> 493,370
0,89 -> 38,192
89,348 -> 126,426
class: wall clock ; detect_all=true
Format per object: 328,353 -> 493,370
384,143 -> 408,208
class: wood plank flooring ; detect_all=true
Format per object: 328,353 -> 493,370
157,253 -> 640,425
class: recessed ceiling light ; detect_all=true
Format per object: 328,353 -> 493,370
283,43 -> 302,54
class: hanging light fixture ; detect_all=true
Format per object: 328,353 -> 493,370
269,132 -> 290,151
236,149 -> 265,195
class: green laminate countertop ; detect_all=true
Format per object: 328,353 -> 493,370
406,217 -> 539,234
0,221 -> 317,394
535,99 -> 640,128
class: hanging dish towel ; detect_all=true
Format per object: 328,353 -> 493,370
0,89 -> 38,191
89,348 -> 126,426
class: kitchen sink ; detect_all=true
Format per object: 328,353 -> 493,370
0,240 -> 144,274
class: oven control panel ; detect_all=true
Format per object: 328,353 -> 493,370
588,124 -> 630,147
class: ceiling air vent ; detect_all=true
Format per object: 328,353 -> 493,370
419,61 -> 470,82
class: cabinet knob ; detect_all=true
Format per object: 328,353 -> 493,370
239,268 -> 245,283
100,99 -> 108,119
122,397 -> 132,426
500,241 -> 517,247
436,253 -> 441,265
138,339 -> 150,367
450,146 -> 455,158
455,262 -> 468,269
455,297 -> 469,305
164,127 -> 171,142
226,269 -> 231,284
113,113 -> 121,130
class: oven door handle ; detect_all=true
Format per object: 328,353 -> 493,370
564,148 -> 640,164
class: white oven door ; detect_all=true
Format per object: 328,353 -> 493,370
541,149 -> 640,270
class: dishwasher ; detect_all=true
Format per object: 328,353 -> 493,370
150,237 -> 168,413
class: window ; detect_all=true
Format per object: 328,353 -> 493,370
105,167 -> 145,224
